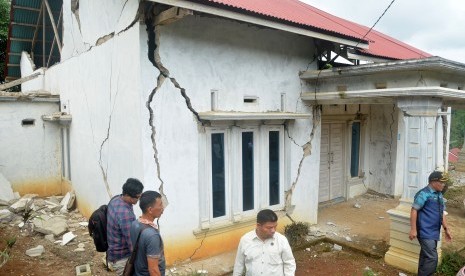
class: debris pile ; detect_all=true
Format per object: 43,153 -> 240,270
0,191 -> 92,261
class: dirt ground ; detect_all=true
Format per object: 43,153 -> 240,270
294,242 -> 412,276
1,173 -> 465,276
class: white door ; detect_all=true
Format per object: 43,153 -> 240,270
319,123 -> 344,202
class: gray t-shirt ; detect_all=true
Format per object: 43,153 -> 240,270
130,221 -> 165,276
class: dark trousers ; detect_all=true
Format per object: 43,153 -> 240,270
418,239 -> 438,276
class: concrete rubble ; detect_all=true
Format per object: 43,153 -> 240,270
0,192 -> 91,260
33,215 -> 68,236
0,173 -> 15,202
25,245 -> 45,257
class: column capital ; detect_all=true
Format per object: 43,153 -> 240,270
397,98 -> 442,116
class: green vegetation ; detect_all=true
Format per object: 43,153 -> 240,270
0,0 -> 10,82
450,110 -> 465,149
0,236 -> 16,268
284,221 -> 309,249
437,250 -> 465,276
363,267 -> 378,276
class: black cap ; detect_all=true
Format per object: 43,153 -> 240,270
428,171 -> 448,183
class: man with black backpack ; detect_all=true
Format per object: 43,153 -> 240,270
107,178 -> 144,275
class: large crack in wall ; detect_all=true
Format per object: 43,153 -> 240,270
143,6 -> 210,259
95,6 -> 140,198
284,105 -> 321,219
144,5 -> 207,209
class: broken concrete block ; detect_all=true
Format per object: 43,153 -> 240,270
333,244 -> 343,251
9,198 -> 33,213
33,198 -> 46,208
354,203 -> 361,208
33,216 -> 68,236
0,199 -> 9,206
75,264 -> 91,276
44,234 -> 55,242
0,209 -> 15,222
345,236 -> 352,242
326,221 -> 336,227
60,191 -> 76,211
25,245 -> 44,257
78,222 -> 88,227
61,231 -> 76,245
0,173 -> 15,202
21,194 -> 39,199
45,197 -> 61,205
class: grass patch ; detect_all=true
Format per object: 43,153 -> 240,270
437,250 -> 465,276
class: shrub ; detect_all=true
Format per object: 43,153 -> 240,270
284,222 -> 308,249
437,251 -> 465,276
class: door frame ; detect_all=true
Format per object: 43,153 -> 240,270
319,120 -> 347,203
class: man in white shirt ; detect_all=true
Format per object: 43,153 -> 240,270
233,209 -> 296,276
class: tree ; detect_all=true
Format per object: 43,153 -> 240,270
0,0 -> 11,83
450,109 -> 465,149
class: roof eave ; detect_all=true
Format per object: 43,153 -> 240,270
150,0 -> 369,49
300,56 -> 465,80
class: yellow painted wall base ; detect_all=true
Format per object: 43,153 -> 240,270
12,178 -> 64,197
385,201 -> 442,274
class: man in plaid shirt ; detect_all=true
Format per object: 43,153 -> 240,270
107,178 -> 144,275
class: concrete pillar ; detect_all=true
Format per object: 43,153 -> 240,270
385,98 -> 443,273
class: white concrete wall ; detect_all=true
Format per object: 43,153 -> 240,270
0,101 -> 62,195
139,14 -> 318,258
60,0 -> 139,61
368,104 -> 399,194
41,22 -> 145,214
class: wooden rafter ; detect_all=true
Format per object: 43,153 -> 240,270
12,5 -> 41,12
0,72 -> 41,91
47,7 -> 63,67
43,0 -> 62,54
31,1 -> 44,62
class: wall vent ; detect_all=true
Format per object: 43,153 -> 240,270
244,96 -> 258,104
22,118 -> 35,126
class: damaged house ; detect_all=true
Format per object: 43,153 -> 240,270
3,0 -> 465,270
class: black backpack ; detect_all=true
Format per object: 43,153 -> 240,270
88,204 -> 109,252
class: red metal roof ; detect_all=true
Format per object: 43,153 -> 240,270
200,0 -> 431,60
449,148 -> 460,163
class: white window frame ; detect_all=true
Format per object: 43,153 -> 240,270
260,125 -> 285,210
206,128 -> 231,223
237,127 -> 260,217
201,124 -> 285,227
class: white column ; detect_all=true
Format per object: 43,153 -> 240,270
385,98 -> 442,273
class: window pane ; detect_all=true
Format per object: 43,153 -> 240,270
242,132 -> 254,211
350,122 -> 361,177
211,133 -> 226,218
269,131 -> 280,205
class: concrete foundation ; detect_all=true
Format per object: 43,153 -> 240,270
385,200 -> 442,274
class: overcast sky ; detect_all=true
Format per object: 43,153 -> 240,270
300,0 -> 465,63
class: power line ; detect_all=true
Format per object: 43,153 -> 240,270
356,0 -> 397,48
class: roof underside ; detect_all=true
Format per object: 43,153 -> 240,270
5,0 -> 62,80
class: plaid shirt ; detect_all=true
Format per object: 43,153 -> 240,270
107,195 -> 135,262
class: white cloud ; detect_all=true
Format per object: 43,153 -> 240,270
300,0 -> 465,63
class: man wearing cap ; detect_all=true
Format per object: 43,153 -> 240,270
409,171 -> 452,276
